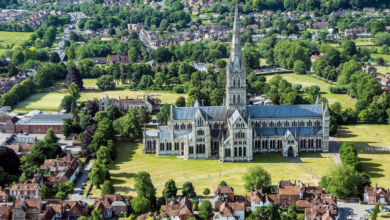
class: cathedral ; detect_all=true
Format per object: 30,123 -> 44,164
142,4 -> 330,162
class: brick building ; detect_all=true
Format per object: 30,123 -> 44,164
0,116 -> 19,133
364,183 -> 389,205
160,197 -> 193,220
40,200 -> 88,219
15,114 -> 73,134
12,198 -> 42,220
0,206 -> 11,220
94,193 -> 133,218
10,181 -> 41,200
0,186 -> 9,203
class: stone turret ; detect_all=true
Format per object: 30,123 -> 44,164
322,102 -> 330,152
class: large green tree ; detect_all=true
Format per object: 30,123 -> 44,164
242,165 -> 271,191
319,164 -> 359,198
162,179 -> 178,198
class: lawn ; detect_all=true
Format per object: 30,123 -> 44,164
354,38 -> 374,46
88,140 -> 334,197
299,153 -> 335,178
12,84 -> 187,113
0,31 -> 31,47
337,124 -> 390,188
265,73 -> 357,109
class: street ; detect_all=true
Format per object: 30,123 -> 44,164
69,159 -> 94,204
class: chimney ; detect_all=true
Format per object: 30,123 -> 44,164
308,183 -> 310,187
294,180 -> 296,185
171,197 -> 175,210
56,155 -> 59,159
375,182 -> 377,189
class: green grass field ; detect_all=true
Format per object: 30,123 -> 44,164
0,31 -> 31,47
337,124 -> 390,188
265,73 -> 357,109
12,82 -> 188,113
88,140 -> 334,197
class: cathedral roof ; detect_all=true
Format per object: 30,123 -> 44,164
173,129 -> 192,138
247,104 -> 323,118
172,106 -> 227,120
228,109 -> 241,125
255,127 -> 322,136
158,132 -> 173,138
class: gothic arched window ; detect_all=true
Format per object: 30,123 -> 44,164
233,95 -> 235,104
237,95 -> 240,104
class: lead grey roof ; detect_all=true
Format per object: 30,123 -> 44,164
228,109 -> 241,125
254,127 -> 322,136
247,104 -> 323,118
173,106 -> 227,120
26,114 -> 73,125
158,126 -> 169,132
145,129 -> 158,137
158,132 -> 173,139
173,129 -> 192,138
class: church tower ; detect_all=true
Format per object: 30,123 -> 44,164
226,2 -> 246,115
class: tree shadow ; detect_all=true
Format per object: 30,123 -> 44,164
360,158 -> 385,178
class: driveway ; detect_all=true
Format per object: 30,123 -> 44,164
69,159 -> 94,204
339,202 -> 382,220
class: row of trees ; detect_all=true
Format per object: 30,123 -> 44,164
0,78 -> 35,106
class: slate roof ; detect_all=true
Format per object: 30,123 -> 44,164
26,114 -> 73,125
159,132 -> 173,138
173,106 -> 227,120
228,109 -> 241,125
173,129 -> 192,138
247,104 -> 323,118
145,129 -> 158,137
254,127 -> 322,136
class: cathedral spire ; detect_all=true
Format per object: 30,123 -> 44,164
315,94 -> 320,104
228,1 -> 244,73
324,102 -> 329,116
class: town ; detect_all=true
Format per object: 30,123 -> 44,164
0,0 -> 389,219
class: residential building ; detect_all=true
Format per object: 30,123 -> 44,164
313,22 -> 329,29
128,23 -> 142,31
160,197 -> 193,220
310,53 -> 325,63
0,187 -> 9,203
362,65 -> 377,74
249,188 -> 278,211
364,183 -> 390,205
142,3 -> 330,161
108,55 -> 130,65
0,116 -> 19,133
10,181 -> 41,200
213,202 -> 245,220
12,198 -> 42,220
99,95 -> 161,113
214,186 -> 235,202
39,153 -> 82,185
3,134 -> 37,156
363,7 -> 375,12
0,206 -> 11,220
94,193 -> 133,218
277,180 -> 323,209
376,74 -> 390,93
88,57 -> 107,64
40,200 -> 88,219
137,214 -> 152,220
251,34 -> 265,42
199,13 -> 206,18
297,194 -> 338,220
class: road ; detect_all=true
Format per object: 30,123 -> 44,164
69,159 -> 94,204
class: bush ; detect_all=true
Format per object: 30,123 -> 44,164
328,85 -> 348,94
303,86 -> 309,93
173,85 -> 184,93
129,82 -> 137,89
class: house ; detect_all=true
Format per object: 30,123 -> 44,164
310,53 -> 325,63
160,197 -> 193,220
214,186 -> 235,202
88,57 -> 107,64
137,214 -> 152,220
249,24 -> 259,30
249,188 -> 278,211
108,55 -> 130,65
364,183 -> 390,205
277,180 -> 323,209
99,95 -> 161,113
192,9 -> 199,15
127,24 -> 142,31
39,153 -> 82,185
213,202 -> 245,220
0,186 -> 9,202
288,34 -> 300,40
3,134 -> 37,156
363,7 -> 375,12
386,26 -> 390,33
10,181 -> 40,200
297,194 -> 339,220
40,200 -> 88,219
376,74 -> 390,93
12,198 -> 42,220
212,13 -> 219,18
251,34 -> 264,42
362,65 -> 377,74
312,22 -> 328,29
0,116 -> 19,133
199,13 -> 206,18
0,206 -> 11,220
94,193 -> 133,218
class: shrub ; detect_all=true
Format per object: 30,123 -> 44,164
173,85 -> 184,93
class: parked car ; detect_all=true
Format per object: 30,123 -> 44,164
364,209 -> 372,215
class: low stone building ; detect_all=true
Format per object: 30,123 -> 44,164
99,95 -> 161,113
12,198 -> 42,220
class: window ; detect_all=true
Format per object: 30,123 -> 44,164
237,95 -> 240,104
233,95 -> 235,104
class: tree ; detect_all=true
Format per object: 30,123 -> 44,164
199,200 -> 212,219
40,184 -> 51,199
90,163 -> 110,187
134,171 -> 156,201
92,209 -> 103,220
106,105 -> 122,121
96,75 -> 115,90
101,180 -> 115,195
50,52 -> 61,63
81,124 -> 98,155
371,204 -> 380,220
157,104 -> 170,125
113,108 -> 141,139
97,146 -> 112,166
247,204 -> 280,220
131,196 -> 150,213
138,107 -> 149,125
44,128 -> 57,144
94,111 -> 108,123
69,82 -> 81,100
358,110 -> 370,123
0,147 -> 20,175
292,60 -> 306,74
12,50 -> 24,66
357,172 -> 371,195
203,188 -> 210,196
85,100 -> 99,117
182,182 -> 196,197
219,181 -> 228,186
29,141 -> 62,165
242,165 -> 271,191
175,96 -> 186,107
343,40 -> 357,57
0,167 -> 5,186
64,67 -> 83,89
210,88 -> 224,106
60,95 -> 77,112
162,179 -> 178,198
319,164 -> 359,198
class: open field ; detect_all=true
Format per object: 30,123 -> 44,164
12,82 -> 187,113
354,38 -> 374,46
337,124 -> 390,188
265,73 -> 357,109
0,31 -> 31,47
88,140 -> 334,197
